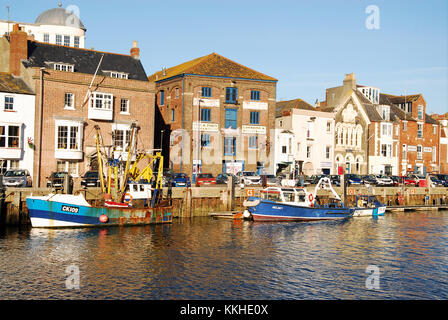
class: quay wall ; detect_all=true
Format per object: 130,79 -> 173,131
0,186 -> 447,226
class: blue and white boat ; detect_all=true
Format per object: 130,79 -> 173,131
243,177 -> 353,222
352,195 -> 386,217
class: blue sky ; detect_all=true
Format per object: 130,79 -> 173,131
2,0 -> 448,114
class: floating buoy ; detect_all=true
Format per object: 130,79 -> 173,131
243,210 -> 251,219
123,193 -> 133,203
99,214 -> 109,223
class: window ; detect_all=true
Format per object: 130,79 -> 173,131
249,136 -> 258,149
201,134 -> 211,147
43,33 -> 50,43
120,99 -> 129,113
64,35 -> 70,46
113,129 -> 131,151
90,92 -> 113,110
250,111 -> 259,125
0,125 -> 20,148
282,146 -> 287,154
417,123 -> 423,138
57,126 -> 79,150
306,146 -> 312,158
110,72 -> 128,79
56,34 -> 62,45
171,109 -> 175,122
202,87 -> 211,97
418,105 -> 424,120
57,160 -> 78,176
4,96 -> 14,110
74,36 -> 80,48
417,145 -> 422,160
160,91 -> 165,105
402,144 -> 407,160
381,144 -> 392,157
381,123 -> 392,137
175,88 -> 179,99
224,137 -> 236,156
326,146 -> 331,159
225,109 -> 237,129
403,121 -> 407,131
225,87 -> 238,104
432,147 -> 436,162
201,108 -> 211,122
326,122 -> 331,132
251,90 -> 260,101
64,93 -> 75,109
54,63 -> 74,72
433,125 -> 437,135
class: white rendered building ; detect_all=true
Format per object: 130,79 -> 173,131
0,4 -> 86,48
0,73 -> 35,175
274,100 -> 335,176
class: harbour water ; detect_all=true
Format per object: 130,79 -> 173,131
1,210 -> 448,300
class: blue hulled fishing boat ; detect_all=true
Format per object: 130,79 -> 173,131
243,177 -> 353,222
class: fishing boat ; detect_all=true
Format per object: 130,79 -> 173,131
26,125 -> 173,228
352,195 -> 386,217
243,177 -> 353,222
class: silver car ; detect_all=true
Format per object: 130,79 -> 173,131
2,169 -> 32,187
236,171 -> 261,185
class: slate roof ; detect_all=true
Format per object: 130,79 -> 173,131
381,93 -> 422,104
275,98 -> 315,117
23,41 -> 148,81
0,72 -> 34,95
148,53 -> 277,82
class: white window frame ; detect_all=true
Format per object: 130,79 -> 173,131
63,35 -> 70,47
64,92 -> 75,110
306,145 -> 312,158
417,145 -> 422,160
55,34 -> 62,45
120,99 -> 130,114
56,125 -> 81,151
74,36 -> 80,48
43,33 -> 50,43
0,123 -> 21,148
112,124 -> 133,152
418,105 -> 424,120
402,144 -> 407,160
90,92 -> 113,111
417,123 -> 423,138
57,160 -> 79,176
326,146 -> 331,159
54,63 -> 74,72
4,96 -> 14,111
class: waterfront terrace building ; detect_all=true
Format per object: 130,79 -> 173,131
0,72 -> 35,175
432,113 -> 448,174
274,99 -> 335,176
0,24 -> 154,187
381,94 -> 440,175
149,53 -> 277,180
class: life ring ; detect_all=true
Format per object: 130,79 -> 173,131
123,193 -> 133,203
398,195 -> 404,205
308,194 -> 314,202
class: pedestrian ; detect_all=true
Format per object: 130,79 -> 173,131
299,171 -> 305,187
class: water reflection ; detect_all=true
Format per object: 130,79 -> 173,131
1,212 -> 448,299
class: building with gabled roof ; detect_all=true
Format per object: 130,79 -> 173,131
149,53 -> 277,180
0,24 -> 154,187
0,72 -> 35,175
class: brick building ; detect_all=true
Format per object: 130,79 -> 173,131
149,53 -> 277,181
381,94 -> 440,175
0,24 -> 154,187
429,113 -> 447,174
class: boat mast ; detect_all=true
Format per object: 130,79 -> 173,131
120,123 -> 138,194
94,125 -> 106,194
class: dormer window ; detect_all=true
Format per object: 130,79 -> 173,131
54,63 -> 74,72
381,105 -> 390,121
104,71 -> 128,79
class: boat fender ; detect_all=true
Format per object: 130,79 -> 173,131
99,214 -> 109,223
243,210 -> 251,219
357,199 -> 363,207
308,194 -> 314,203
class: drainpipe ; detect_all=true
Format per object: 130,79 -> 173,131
36,67 -> 45,187
180,75 -> 185,173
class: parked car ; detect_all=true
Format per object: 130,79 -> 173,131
170,173 -> 191,187
307,174 -> 328,185
345,174 -> 363,185
260,174 -> 279,186
216,173 -> 237,185
374,174 -> 394,187
361,175 -> 378,187
389,175 -> 400,187
399,176 -> 417,186
433,174 -> 448,187
81,171 -> 102,188
235,171 -> 261,185
196,173 -> 216,187
429,175 -> 444,187
2,169 -> 32,188
47,171 -> 73,190
407,174 -> 426,187
330,175 -> 341,187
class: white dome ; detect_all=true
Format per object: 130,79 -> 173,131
35,7 -> 86,31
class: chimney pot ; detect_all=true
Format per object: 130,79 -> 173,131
130,40 -> 140,59
9,23 -> 28,77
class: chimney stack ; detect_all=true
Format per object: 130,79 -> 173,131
343,72 -> 356,89
130,40 -> 140,59
9,24 -> 28,77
